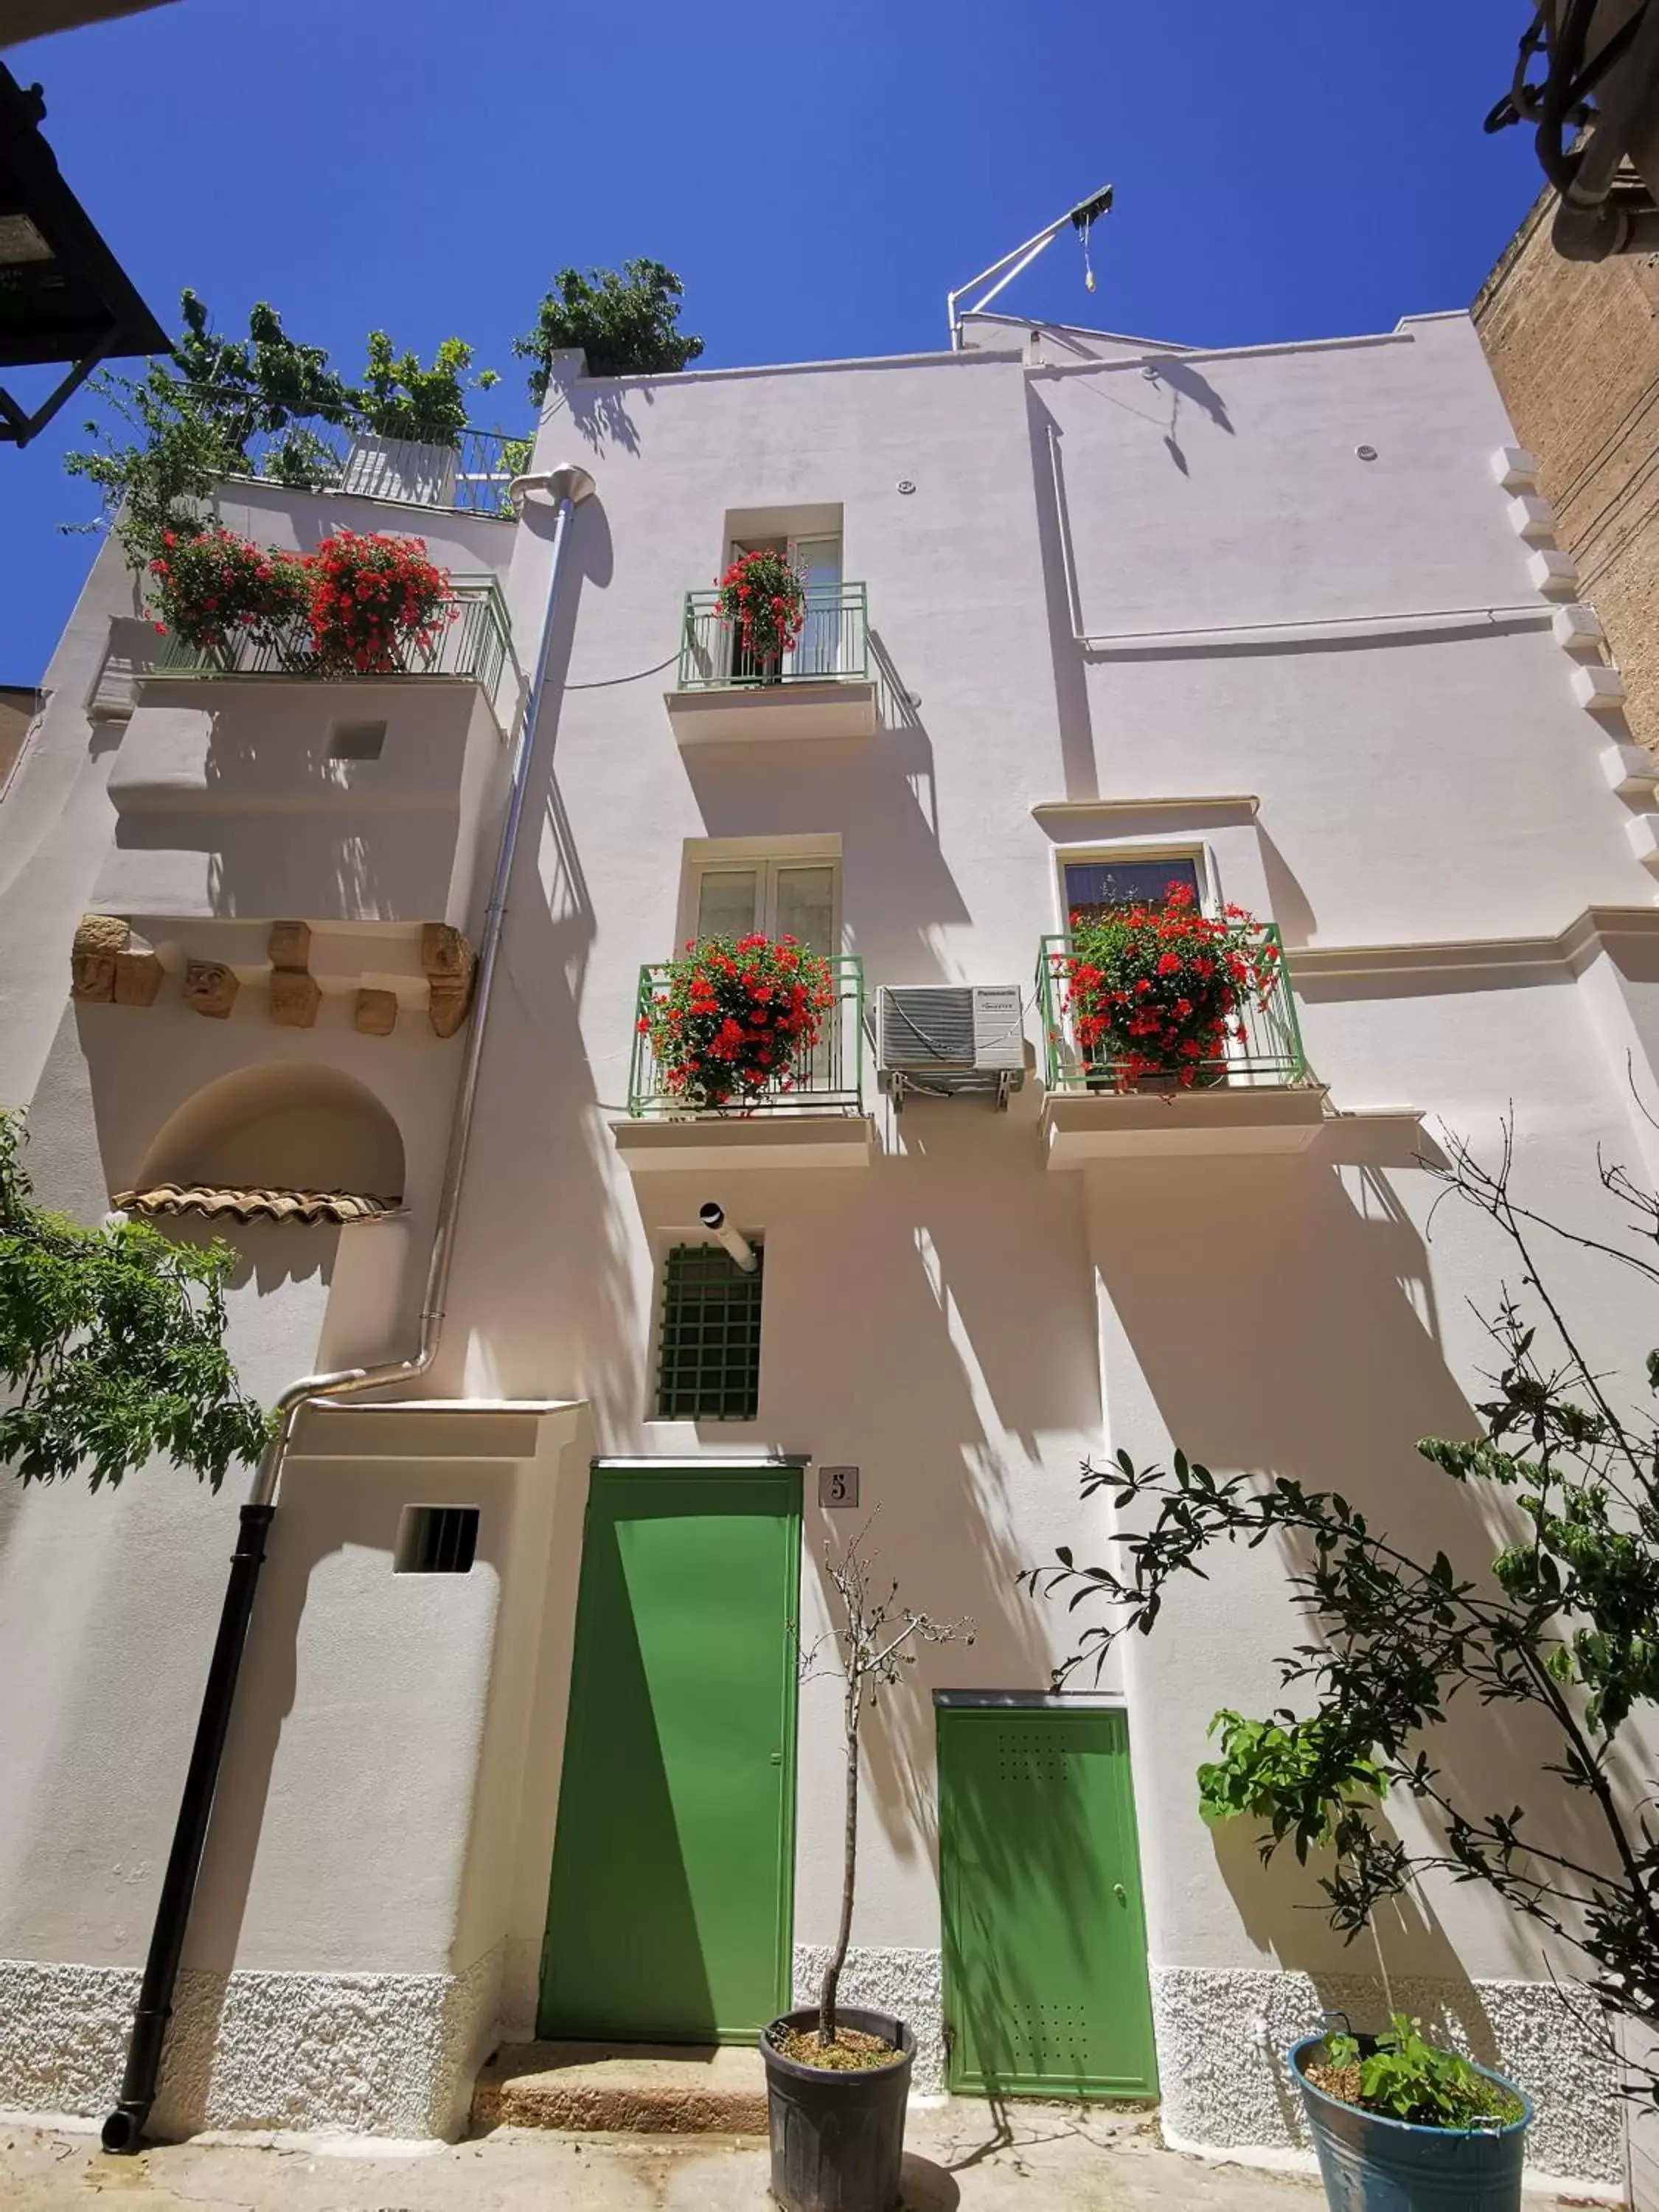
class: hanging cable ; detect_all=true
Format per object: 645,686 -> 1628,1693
563,648 -> 681,690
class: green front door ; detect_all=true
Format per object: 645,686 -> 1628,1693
938,1702 -> 1157,2098
538,1465 -> 801,2042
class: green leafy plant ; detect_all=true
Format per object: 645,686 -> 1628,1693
65,291 -> 513,563
1197,1709 -> 1390,1857
1024,1113 -> 1659,2096
495,434 -> 534,517
513,259 -> 703,397
1314,2014 -> 1523,2130
66,291 -> 354,564
0,1111 -> 270,1492
145,527 -> 312,669
357,333 -> 498,449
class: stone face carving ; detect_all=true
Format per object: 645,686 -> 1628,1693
355,988 -> 399,1037
269,968 -> 321,1028
71,913 -> 130,1002
421,922 -> 477,1040
184,960 -> 239,1019
112,949 -> 165,1007
420,922 -> 473,979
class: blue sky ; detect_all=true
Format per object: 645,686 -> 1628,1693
4,0 -> 1542,681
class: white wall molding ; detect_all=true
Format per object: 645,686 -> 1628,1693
1289,902 -> 1659,984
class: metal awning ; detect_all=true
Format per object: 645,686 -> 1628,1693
0,63 -> 169,446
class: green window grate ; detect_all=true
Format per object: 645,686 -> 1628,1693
655,1242 -> 764,1420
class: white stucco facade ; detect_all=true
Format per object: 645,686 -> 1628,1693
0,307 -> 1651,2185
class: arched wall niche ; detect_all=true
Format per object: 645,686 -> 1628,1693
138,1062 -> 406,1199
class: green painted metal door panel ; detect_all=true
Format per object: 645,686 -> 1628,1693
538,1467 -> 800,2043
938,1705 -> 1158,2098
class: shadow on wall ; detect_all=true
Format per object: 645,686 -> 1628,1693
137,1061 -> 406,1200
632,1099 -> 1105,1887
431,484 -> 642,1426
677,728 -> 969,992
569,378 -> 651,459
192,704 -> 475,922
1023,392 -> 1099,803
1087,1150 -> 1615,1994
170,1455 -> 517,2091
1257,825 -> 1318,948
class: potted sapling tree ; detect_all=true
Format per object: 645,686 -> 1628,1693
761,1520 -> 972,2212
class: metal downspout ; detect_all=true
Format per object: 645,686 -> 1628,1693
100,461 -> 596,2154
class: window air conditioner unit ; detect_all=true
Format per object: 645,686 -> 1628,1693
875,984 -> 1026,1110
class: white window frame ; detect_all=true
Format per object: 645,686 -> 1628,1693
675,835 -> 843,954
1051,840 -> 1220,934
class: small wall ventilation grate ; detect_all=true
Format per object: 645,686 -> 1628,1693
395,1504 -> 479,1574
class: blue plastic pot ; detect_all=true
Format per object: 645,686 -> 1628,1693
1290,2034 -> 1533,2212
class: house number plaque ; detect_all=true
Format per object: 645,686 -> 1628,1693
818,1465 -> 860,1508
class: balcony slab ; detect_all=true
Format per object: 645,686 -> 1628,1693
1041,1085 -> 1329,1165
665,681 -> 879,745
611,1113 -> 875,1172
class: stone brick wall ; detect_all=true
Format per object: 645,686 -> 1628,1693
1475,192 -> 1659,747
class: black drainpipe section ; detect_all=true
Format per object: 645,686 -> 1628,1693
100,1503 -> 274,2152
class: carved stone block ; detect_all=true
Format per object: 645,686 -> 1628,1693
428,978 -> 473,1040
355,988 -> 399,1037
184,960 -> 239,1019
74,914 -> 130,957
72,952 -> 116,1002
268,919 -> 312,971
269,968 -> 321,1028
420,922 -> 474,980
71,913 -> 131,1002
112,949 -> 164,1007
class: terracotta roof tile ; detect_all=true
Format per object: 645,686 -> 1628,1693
112,1185 -> 403,1225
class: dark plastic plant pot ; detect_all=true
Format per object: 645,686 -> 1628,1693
761,2006 -> 914,2212
1290,2034 -> 1533,2212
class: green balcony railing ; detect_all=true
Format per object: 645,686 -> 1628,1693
155,577 -> 522,729
627,954 -> 865,1116
1036,925 -> 1311,1093
675,582 -> 869,691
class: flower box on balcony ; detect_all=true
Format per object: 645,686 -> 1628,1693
154,577 -> 519,736
1034,908 -> 1326,1164
611,947 -> 873,1171
664,584 -> 879,745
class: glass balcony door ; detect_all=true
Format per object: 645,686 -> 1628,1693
694,863 -> 839,1088
786,537 -> 845,680
695,862 -> 837,954
724,536 -> 844,684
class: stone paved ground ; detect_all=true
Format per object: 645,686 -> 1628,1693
0,2107 -> 1323,2211
0,2108 -> 1614,2208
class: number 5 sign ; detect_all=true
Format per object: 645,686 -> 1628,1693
818,1465 -> 860,1508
